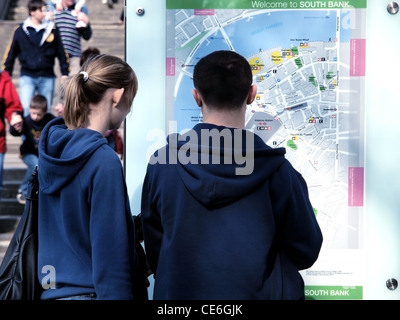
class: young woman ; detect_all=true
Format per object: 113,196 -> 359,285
37,54 -> 146,300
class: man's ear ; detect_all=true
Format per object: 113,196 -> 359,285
192,89 -> 203,107
246,84 -> 257,104
112,88 -> 125,106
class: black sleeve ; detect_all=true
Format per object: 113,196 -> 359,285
78,23 -> 92,41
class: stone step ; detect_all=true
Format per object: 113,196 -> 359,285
3,167 -> 25,181
0,228 -> 16,266
2,180 -> 24,197
0,199 -> 24,215
0,216 -> 20,233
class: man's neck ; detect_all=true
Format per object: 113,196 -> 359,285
201,106 -> 246,129
30,17 -> 42,27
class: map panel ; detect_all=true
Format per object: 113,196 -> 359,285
166,0 -> 366,299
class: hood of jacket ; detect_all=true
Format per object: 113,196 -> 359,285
22,18 -> 55,47
160,123 -> 286,209
38,117 -> 108,195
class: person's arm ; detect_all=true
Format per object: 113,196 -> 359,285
2,26 -> 21,76
1,71 -> 23,132
54,0 -> 62,11
140,167 -> 163,276
113,130 -> 123,156
44,1 -> 56,21
270,161 -> 323,270
75,0 -> 85,12
9,115 -> 24,136
53,26 -> 69,77
89,151 -> 135,299
76,9 -> 92,40
77,24 -> 92,41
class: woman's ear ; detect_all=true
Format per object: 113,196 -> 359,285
112,88 -> 125,106
192,89 -> 203,107
246,84 -> 257,105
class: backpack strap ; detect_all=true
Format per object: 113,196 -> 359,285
0,71 -> 5,125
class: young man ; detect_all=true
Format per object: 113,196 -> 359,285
141,50 -> 323,300
2,0 -> 69,116
9,94 -> 55,204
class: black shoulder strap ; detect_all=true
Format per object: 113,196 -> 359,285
0,71 -> 5,125
0,166 -> 41,300
27,166 -> 39,201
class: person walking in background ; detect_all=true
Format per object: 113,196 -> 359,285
49,0 -> 85,14
119,7 -> 124,25
47,0 -> 92,114
140,50 -> 323,300
54,99 -> 65,117
0,70 -> 23,202
47,0 -> 92,76
37,54 -> 146,300
102,0 -> 118,9
9,94 -> 55,205
2,0 -> 69,116
79,46 -> 100,67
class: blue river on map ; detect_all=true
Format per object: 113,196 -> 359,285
174,10 -> 353,131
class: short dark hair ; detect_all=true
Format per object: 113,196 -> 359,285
193,50 -> 252,110
80,47 -> 101,66
29,94 -> 48,112
28,0 -> 46,14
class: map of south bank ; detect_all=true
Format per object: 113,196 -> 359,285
166,8 -> 366,254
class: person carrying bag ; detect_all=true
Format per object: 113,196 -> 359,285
0,166 -> 42,300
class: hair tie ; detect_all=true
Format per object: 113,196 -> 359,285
80,71 -> 89,82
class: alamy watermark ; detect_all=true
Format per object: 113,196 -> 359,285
146,121 -> 255,175
41,265 -> 56,289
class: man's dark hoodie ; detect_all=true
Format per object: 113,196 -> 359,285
3,18 -> 69,78
141,123 -> 323,300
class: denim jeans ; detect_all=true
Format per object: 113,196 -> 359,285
19,75 -> 55,116
0,152 -> 4,201
20,153 -> 38,196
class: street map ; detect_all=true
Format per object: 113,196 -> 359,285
166,1 -> 366,299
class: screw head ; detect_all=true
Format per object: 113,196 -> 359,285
386,278 -> 398,290
136,7 -> 145,16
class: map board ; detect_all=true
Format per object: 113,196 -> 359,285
165,0 -> 366,300
125,0 -> 400,300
